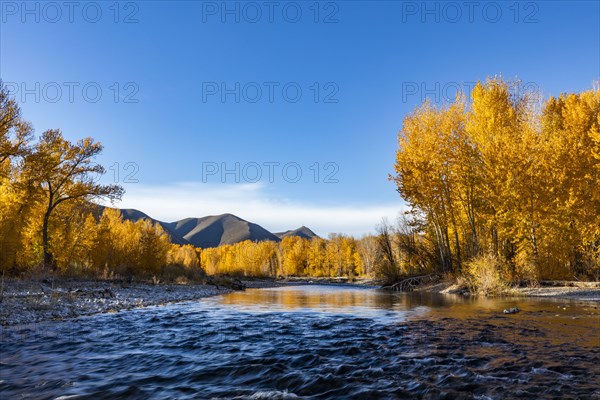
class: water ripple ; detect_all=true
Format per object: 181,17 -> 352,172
1,286 -> 599,399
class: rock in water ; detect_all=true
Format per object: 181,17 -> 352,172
503,307 -> 520,314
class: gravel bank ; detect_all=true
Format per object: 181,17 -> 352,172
0,278 -> 374,327
513,285 -> 600,301
0,279 -> 237,327
415,279 -> 600,302
5,277 -> 595,327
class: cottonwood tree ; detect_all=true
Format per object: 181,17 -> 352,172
357,235 -> 378,276
392,100 -> 468,272
0,83 -> 34,271
392,77 -> 600,281
540,90 -> 600,277
27,129 -> 123,270
0,82 -> 32,172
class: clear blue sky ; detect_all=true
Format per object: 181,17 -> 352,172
1,1 -> 599,236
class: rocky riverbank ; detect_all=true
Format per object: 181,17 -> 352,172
414,279 -> 600,302
512,283 -> 600,301
3,277 -> 598,327
0,279 -> 242,327
0,277 -> 382,327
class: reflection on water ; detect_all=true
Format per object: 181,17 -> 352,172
216,286 -> 600,347
216,285 -> 437,318
1,285 -> 599,399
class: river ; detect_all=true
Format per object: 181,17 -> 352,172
1,285 -> 599,399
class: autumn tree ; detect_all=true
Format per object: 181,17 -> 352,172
168,244 -> 200,269
540,89 -> 600,278
0,81 -> 32,172
134,219 -> 170,276
466,79 -> 542,277
280,236 -> 308,276
391,100 -> 469,272
27,130 -> 123,270
356,235 -> 378,276
307,237 -> 328,276
392,77 -> 600,283
0,82 -> 35,272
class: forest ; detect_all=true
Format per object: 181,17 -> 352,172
1,78 -> 599,289
391,77 -> 600,288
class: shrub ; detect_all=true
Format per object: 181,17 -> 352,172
464,254 -> 507,296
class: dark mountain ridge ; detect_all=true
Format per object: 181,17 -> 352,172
102,207 -> 316,248
274,226 -> 318,240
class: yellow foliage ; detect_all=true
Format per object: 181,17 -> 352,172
393,77 -> 600,281
465,254 -> 507,296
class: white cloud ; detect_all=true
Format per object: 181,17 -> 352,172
108,182 -> 405,237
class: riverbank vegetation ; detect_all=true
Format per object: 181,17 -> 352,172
1,79 -> 599,292
390,77 -> 600,291
0,80 -> 369,282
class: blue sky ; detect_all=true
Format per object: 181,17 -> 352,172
1,1 -> 599,236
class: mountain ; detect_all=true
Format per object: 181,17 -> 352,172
275,226 -> 318,240
101,207 -> 294,248
164,213 -> 281,248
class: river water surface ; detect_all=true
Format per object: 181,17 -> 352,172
1,285 -> 599,399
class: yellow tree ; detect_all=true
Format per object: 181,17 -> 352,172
257,241 -> 279,277
47,201 -> 97,272
356,236 -> 378,276
326,234 -> 346,277
0,81 -> 32,174
90,208 -> 121,273
340,236 -> 359,278
168,244 -> 200,269
280,236 -> 308,276
307,237 -> 327,276
466,78 -> 546,277
0,82 -> 34,273
392,99 -> 469,272
200,247 -> 221,275
541,89 -> 600,277
27,130 -> 123,269
136,219 -> 170,276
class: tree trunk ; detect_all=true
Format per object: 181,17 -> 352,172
443,225 -> 452,273
453,227 -> 461,272
42,210 -> 55,271
492,226 -> 499,257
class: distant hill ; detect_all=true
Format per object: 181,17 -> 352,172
275,226 -> 318,240
100,207 -> 303,248
163,213 -> 281,248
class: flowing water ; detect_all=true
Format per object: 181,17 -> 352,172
1,285 -> 599,399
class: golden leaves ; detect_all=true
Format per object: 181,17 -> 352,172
392,77 -> 600,279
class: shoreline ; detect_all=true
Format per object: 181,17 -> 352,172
0,277 -> 360,327
0,278 -> 241,327
1,277 -> 599,327
413,279 -> 600,302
